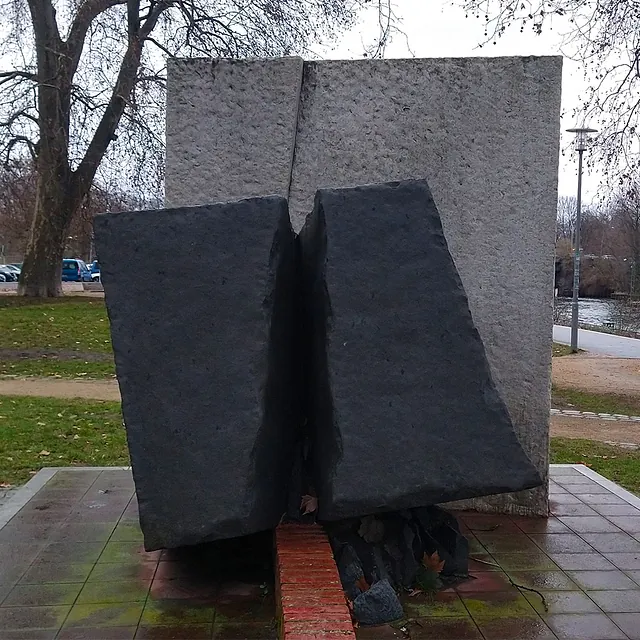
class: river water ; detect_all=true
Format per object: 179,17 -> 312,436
557,297 -> 615,325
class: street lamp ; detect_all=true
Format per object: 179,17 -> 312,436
566,126 -> 598,353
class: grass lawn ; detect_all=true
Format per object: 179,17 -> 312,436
551,386 -> 640,416
0,395 -> 127,486
552,342 -> 574,357
551,437 -> 640,495
0,297 -> 115,379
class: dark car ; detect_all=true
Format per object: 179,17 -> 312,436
62,259 -> 92,282
0,265 -> 18,282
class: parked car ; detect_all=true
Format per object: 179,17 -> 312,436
0,273 -> 6,282
4,264 -> 21,278
62,259 -> 93,282
0,265 -> 18,282
88,260 -> 101,282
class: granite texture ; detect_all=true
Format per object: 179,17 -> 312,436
299,180 -> 542,520
94,198 -> 299,550
165,56 -> 562,515
165,57 -> 303,208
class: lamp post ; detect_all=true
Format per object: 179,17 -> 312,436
566,126 -> 597,353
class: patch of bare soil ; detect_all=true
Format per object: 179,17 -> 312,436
0,378 -> 120,401
551,415 -> 640,445
553,354 -> 640,395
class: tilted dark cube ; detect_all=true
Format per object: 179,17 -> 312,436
95,197 -> 299,550
299,180 -> 542,521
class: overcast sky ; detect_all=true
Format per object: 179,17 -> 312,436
321,0 -> 598,200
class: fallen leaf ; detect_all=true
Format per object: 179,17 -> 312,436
408,588 -> 423,597
38,450 -> 50,456
422,551 -> 445,574
355,576 -> 370,593
300,494 -> 318,515
0,483 -> 12,488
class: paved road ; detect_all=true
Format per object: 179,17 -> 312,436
553,325 -> 640,358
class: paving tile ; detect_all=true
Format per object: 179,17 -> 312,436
608,516 -> 640,532
214,592 -> 275,622
0,543 -> 46,567
609,613 -> 640,640
140,600 -> 216,626
0,582 -> 13,603
593,504 -> 640,516
464,535 -> 488,555
402,591 -> 467,617
50,523 -> 116,543
58,627 -> 137,639
545,612 -> 627,639
459,591 -> 537,618
548,494 -> 582,505
550,503 -> 599,517
38,542 -> 106,564
111,522 -> 144,542
490,552 -> 559,571
46,470 -> 101,489
19,562 -> 94,585
510,516 -> 571,534
356,624 -> 405,639
529,533 -> 594,554
98,541 -> 161,564
0,630 -> 59,639
588,589 -> 640,612
567,570 -> 638,590
87,561 -> 158,583
570,484 -> 616,495
549,468 -> 585,477
2,582 -> 84,606
149,578 -> 218,601
558,516 -> 622,533
63,602 -> 145,628
471,533 -> 540,554
0,522 -> 58,543
505,570 -> 577,591
554,475 -> 598,485
9,510 -> 70,525
604,553 -> 640,570
577,494 -> 629,504
625,570 -> 640,586
212,622 -> 277,639
459,515 -> 521,533
76,579 -> 152,604
136,624 -> 213,639
581,533 -> 640,553
393,617 -> 482,639
474,616 -> 556,639
0,604 -> 71,630
0,561 -> 32,585
523,590 -> 600,614
455,572 -> 513,593
467,554 -> 502,572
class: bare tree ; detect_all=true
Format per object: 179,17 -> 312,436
460,1 -> 640,181
610,183 -> 640,294
0,0 -> 392,296
556,195 -> 576,241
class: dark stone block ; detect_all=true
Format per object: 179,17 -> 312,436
352,579 -> 403,626
299,180 -> 542,521
94,197 -> 299,550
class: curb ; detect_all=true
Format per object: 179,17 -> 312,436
551,408 -> 640,422
275,523 -> 356,639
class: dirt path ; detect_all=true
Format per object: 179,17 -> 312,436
553,354 -> 640,395
0,377 -> 120,401
551,415 -> 640,445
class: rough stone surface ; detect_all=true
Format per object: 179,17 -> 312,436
165,56 -> 562,515
352,579 -> 403,626
300,180 -> 542,520
165,57 -> 303,208
94,197 -> 299,550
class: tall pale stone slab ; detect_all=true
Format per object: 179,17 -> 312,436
165,56 -> 562,515
165,57 -> 303,207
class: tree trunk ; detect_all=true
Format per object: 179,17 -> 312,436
18,171 -> 76,297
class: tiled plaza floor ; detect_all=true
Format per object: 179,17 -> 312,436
0,468 -> 276,639
3,465 -> 640,639
357,466 -> 640,639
